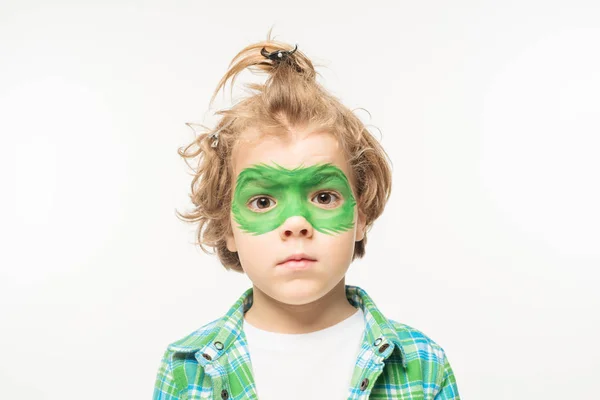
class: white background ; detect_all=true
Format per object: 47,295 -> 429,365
2,1 -> 599,398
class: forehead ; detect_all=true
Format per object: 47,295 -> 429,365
232,127 -> 353,182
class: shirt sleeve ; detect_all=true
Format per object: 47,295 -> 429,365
433,350 -> 460,400
152,350 -> 181,400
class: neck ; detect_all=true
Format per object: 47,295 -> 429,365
243,278 -> 358,334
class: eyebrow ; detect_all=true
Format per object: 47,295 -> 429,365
241,170 -> 343,188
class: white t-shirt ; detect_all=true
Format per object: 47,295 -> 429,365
242,307 -> 365,400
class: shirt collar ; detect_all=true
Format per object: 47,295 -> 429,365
167,284 -> 407,369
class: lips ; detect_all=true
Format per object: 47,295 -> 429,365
277,253 -> 316,265
277,258 -> 316,270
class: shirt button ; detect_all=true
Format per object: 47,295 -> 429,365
378,343 -> 390,353
360,378 -> 369,391
201,353 -> 212,361
220,389 -> 229,399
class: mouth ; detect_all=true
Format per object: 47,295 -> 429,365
277,258 -> 317,270
276,253 -> 317,269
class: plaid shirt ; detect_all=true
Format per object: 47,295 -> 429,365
153,284 -> 460,399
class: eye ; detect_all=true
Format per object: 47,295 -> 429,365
248,196 -> 276,212
312,191 -> 341,207
247,191 -> 342,213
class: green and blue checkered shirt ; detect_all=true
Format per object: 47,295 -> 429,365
153,284 -> 460,399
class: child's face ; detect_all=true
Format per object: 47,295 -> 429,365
226,127 -> 366,305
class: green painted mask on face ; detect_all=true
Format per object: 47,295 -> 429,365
231,162 -> 357,236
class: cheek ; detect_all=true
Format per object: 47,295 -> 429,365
232,226 -> 278,261
313,229 -> 357,264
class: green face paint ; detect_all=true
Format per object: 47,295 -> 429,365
231,162 -> 356,236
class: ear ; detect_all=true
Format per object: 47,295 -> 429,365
226,229 -> 237,253
355,208 -> 367,242
225,214 -> 238,252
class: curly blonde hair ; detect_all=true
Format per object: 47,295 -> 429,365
177,29 -> 393,273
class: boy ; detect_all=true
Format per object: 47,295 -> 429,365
153,35 -> 460,400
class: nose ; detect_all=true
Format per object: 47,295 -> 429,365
279,216 -> 314,239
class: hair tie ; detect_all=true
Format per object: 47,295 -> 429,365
209,118 -> 236,148
260,44 -> 298,63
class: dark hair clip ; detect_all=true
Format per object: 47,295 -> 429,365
260,44 -> 298,62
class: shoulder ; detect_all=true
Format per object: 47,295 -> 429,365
163,317 -> 222,355
389,319 -> 447,360
388,319 -> 449,383
154,318 -> 222,397
387,320 -> 459,398
157,317 -> 222,376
